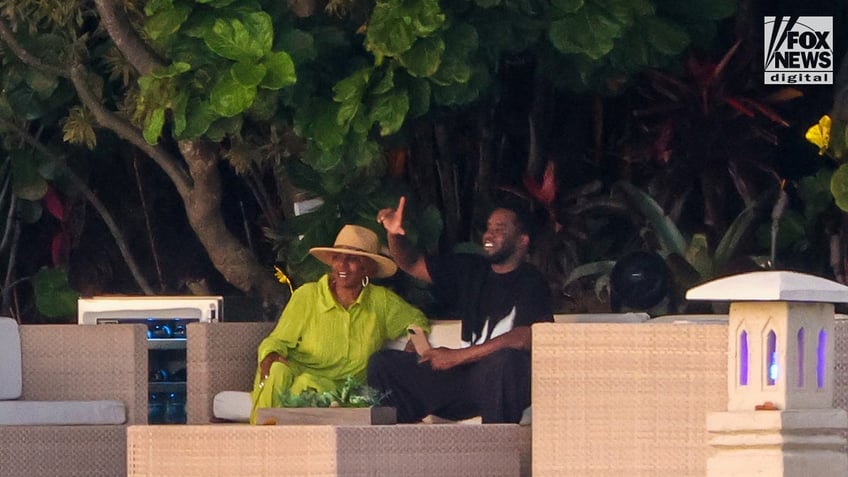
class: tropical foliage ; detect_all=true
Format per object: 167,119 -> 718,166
0,0 -> 844,319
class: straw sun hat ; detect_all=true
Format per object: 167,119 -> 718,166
309,225 -> 398,278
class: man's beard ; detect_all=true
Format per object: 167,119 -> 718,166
485,242 -> 516,265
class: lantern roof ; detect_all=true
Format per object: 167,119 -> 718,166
686,271 -> 848,303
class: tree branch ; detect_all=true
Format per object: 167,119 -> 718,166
0,117 -> 155,294
832,49 -> 848,121
0,17 -> 68,78
68,62 -> 194,197
94,0 -> 164,76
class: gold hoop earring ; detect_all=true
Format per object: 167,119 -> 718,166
361,276 -> 370,287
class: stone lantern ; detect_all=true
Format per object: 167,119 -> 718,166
686,271 -> 848,476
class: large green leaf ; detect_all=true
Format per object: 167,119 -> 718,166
369,89 -> 410,136
205,115 -> 242,141
24,70 -> 58,98
371,68 -> 395,95
713,205 -> 757,272
333,68 -> 370,103
10,150 -> 48,201
5,86 -> 48,120
643,16 -> 689,55
231,61 -> 267,87
210,75 -> 257,117
594,0 -> 654,23
831,163 -> 848,212
615,181 -> 687,256
399,37 -> 445,78
405,76 -> 431,117
171,90 -> 190,136
145,2 -> 192,41
797,169 -> 834,220
348,139 -> 382,168
260,51 -> 296,89
279,29 -> 317,64
181,99 -> 218,138
367,0 -> 446,57
202,12 -> 273,61
334,68 -> 370,127
367,4 -> 419,56
33,267 -> 78,320
143,107 -> 167,143
298,101 -> 346,151
549,3 -> 623,60
150,61 -> 192,79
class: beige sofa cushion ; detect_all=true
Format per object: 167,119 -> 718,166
0,399 -> 126,425
0,317 -> 22,400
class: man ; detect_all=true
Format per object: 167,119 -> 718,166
368,196 -> 553,423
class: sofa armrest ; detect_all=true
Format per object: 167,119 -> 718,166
186,322 -> 275,423
19,323 -> 148,424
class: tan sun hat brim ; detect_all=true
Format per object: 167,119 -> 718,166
309,247 -> 398,278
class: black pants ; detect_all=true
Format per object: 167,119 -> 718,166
367,348 -> 531,424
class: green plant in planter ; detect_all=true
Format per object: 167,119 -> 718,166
276,376 -> 388,408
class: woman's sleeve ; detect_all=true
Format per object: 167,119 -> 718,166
381,288 -> 430,340
256,286 -> 311,362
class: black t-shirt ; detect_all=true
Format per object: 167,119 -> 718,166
425,253 -> 553,345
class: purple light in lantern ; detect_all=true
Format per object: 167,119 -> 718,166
767,330 -> 777,385
797,328 -> 804,387
817,329 -> 827,389
740,330 -> 748,386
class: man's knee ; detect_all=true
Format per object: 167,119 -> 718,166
368,348 -> 399,372
482,348 -> 530,371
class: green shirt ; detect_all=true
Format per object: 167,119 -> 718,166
256,274 -> 429,382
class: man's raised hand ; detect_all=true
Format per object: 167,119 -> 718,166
376,196 -> 407,235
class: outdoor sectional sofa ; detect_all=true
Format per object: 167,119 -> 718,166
0,320 -> 148,477
156,320 -> 532,477
131,313 -> 848,476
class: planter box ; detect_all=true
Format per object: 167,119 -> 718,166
256,406 -> 396,425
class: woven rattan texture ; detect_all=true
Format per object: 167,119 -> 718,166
0,425 -> 126,477
127,424 -> 523,476
833,318 -> 848,451
186,322 -> 274,423
19,323 -> 148,424
1,323 -> 148,477
334,424 -> 521,476
532,322 -> 728,477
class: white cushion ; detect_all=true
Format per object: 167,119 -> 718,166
0,400 -> 126,425
213,391 -> 252,422
553,313 -> 650,323
384,320 -> 463,350
649,314 -> 729,324
0,317 -> 22,400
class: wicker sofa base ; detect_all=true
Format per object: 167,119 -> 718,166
128,423 -> 529,476
1,425 -> 126,477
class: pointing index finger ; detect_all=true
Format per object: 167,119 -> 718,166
396,196 -> 406,218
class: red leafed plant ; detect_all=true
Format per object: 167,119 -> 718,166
43,185 -> 70,267
624,40 -> 802,236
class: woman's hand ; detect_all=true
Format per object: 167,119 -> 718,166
376,196 -> 407,236
259,352 -> 288,382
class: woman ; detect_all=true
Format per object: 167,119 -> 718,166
250,224 -> 429,423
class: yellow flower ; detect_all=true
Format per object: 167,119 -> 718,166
805,115 -> 831,155
274,266 -> 293,294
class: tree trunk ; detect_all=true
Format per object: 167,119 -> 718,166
178,140 -> 289,311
